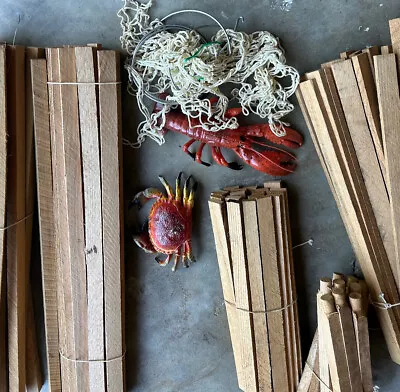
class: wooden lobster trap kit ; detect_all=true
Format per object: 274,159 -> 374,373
297,17 -> 400,365
299,274 -> 373,392
209,183 -> 301,392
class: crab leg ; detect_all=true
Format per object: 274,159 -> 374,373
155,253 -> 172,266
130,188 -> 163,209
172,248 -> 182,272
183,175 -> 192,207
158,175 -> 174,199
211,147 -> 242,170
175,172 -> 183,202
184,241 -> 196,263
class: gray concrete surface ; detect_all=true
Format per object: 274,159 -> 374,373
1,0 -> 400,390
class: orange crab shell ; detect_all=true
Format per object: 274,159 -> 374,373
148,199 -> 192,253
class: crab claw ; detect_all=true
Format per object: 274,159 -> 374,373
238,124 -> 303,149
234,147 -> 296,176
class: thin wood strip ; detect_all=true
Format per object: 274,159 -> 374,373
227,200 -> 257,392
243,199 -> 272,391
258,196 -> 290,392
0,43 -> 7,392
75,46 -> 105,392
281,189 -> 302,386
25,287 -> 42,392
297,332 -> 318,392
271,193 -> 294,391
97,50 -> 125,392
299,79 -> 400,363
351,53 -> 385,175
32,57 -> 62,392
389,18 -> 400,67
380,45 -> 393,55
374,54 -> 400,309
6,44 -> 27,392
361,46 -> 380,75
46,48 -> 72,392
353,314 -> 374,391
58,46 -> 89,391
209,200 -> 244,389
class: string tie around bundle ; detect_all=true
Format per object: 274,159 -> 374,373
59,350 -> 126,364
371,292 -> 400,310
0,213 -> 33,231
224,296 -> 297,314
305,361 -> 333,391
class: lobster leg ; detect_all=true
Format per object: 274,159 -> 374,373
195,143 -> 210,166
182,139 -> 196,159
211,147 -> 243,171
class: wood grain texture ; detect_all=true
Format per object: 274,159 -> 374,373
243,199 -> 272,391
257,196 -> 290,392
297,331 -> 318,392
0,44 -> 7,392
58,46 -> 89,391
227,201 -> 257,392
6,44 -> 27,392
374,54 -> 400,300
389,18 -> 400,65
46,48 -> 72,392
209,200 -> 243,389
97,50 -> 125,392
351,53 -> 385,173
75,46 -> 105,392
32,57 -> 62,392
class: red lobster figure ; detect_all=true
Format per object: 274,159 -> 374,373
156,100 -> 303,176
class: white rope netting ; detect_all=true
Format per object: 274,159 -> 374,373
118,0 -> 300,147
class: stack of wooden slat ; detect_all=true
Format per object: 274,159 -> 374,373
298,274 -> 373,392
0,44 -> 43,392
31,44 -> 124,391
209,182 -> 301,392
296,18 -> 400,364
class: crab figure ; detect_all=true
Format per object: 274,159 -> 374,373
131,173 -> 197,271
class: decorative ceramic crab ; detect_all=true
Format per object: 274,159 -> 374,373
131,173 -> 197,271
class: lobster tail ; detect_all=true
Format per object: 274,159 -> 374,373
234,146 -> 296,176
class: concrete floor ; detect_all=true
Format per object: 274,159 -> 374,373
1,0 -> 400,390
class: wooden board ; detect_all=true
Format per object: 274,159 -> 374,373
389,18 -> 400,69
6,44 -> 27,392
58,46 -> 89,391
351,53 -> 385,174
226,201 -> 257,392
242,199 -> 272,391
257,196 -> 290,392
381,45 -> 393,55
75,46 -> 105,392
46,48 -> 72,392
97,50 -> 125,392
374,54 -> 400,296
317,290 -> 331,391
0,43 -> 7,392
297,331 -> 318,392
32,57 -> 62,392
361,46 -> 380,75
209,200 -> 244,389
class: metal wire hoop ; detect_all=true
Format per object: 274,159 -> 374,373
160,9 -> 232,55
129,24 -> 207,105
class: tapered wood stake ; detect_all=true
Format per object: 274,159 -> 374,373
32,57 -> 62,392
98,50 -> 125,392
6,44 -> 27,392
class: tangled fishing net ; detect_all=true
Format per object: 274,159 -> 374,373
118,0 -> 300,147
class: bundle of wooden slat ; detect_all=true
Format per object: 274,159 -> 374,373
209,182 -> 301,392
31,45 -> 124,392
0,44 -> 43,392
296,18 -> 400,364
298,274 -> 373,392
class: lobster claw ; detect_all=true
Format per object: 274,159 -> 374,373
239,124 -> 303,149
234,146 -> 296,176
